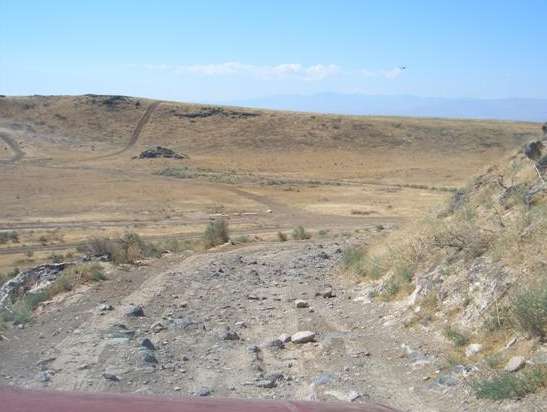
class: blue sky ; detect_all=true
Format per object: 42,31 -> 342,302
1,0 -> 546,102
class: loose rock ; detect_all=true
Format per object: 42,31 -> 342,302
141,338 -> 156,351
221,330 -> 240,341
317,288 -> 335,298
126,305 -> 145,317
98,303 -> 113,312
505,356 -> 526,372
102,373 -> 120,382
465,343 -> 482,357
291,331 -> 316,344
195,387 -> 211,397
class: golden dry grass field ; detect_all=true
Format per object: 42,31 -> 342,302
0,95 -> 540,272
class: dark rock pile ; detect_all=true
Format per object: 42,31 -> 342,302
0,263 -> 71,308
137,146 -> 185,160
172,107 -> 259,119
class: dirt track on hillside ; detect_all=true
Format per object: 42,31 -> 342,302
84,101 -> 160,160
0,129 -> 24,163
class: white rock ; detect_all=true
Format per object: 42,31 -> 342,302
504,356 -> 526,372
291,331 -> 316,344
278,334 -> 291,343
465,343 -> 483,357
295,299 -> 309,308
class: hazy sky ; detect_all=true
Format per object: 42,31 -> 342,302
1,0 -> 546,101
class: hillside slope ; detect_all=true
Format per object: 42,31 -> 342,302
345,125 -> 547,401
0,94 -> 539,185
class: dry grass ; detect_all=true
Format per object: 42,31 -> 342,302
0,95 -> 539,273
48,263 -> 106,296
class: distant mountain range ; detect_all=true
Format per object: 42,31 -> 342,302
225,93 -> 547,122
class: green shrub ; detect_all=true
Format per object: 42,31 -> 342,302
382,277 -> 400,297
277,232 -> 288,242
203,219 -> 230,248
342,247 -> 365,272
394,261 -> 416,283
292,226 -> 311,240
511,281 -> 547,339
444,326 -> 469,347
2,302 -> 32,325
0,231 -> 18,244
472,367 -> 547,400
2,290 -> 49,325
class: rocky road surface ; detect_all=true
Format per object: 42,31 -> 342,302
1,238 -> 544,411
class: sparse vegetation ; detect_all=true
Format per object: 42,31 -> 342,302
277,231 -> 288,242
291,226 -> 311,240
203,219 -> 230,248
0,231 -> 18,244
49,253 -> 64,263
1,263 -> 106,325
444,326 -> 469,347
233,235 -> 251,244
78,232 -> 160,264
472,366 -> 547,400
510,280 -> 547,339
342,246 -> 365,272
2,290 -> 49,325
154,238 -> 198,253
0,267 -> 20,287
48,263 -> 106,296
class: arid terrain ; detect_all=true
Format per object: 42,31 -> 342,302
0,95 -> 545,411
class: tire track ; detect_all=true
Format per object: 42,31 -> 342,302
84,101 -> 160,160
0,130 -> 24,164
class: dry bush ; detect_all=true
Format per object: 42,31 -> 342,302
291,226 -> 311,240
233,235 -> 251,244
203,219 -> 230,248
79,232 -> 159,264
48,263 -> 106,296
277,231 -> 288,242
0,231 -> 18,244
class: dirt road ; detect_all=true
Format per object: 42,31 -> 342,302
1,238 -> 540,411
0,129 -> 24,163
88,101 -> 160,160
